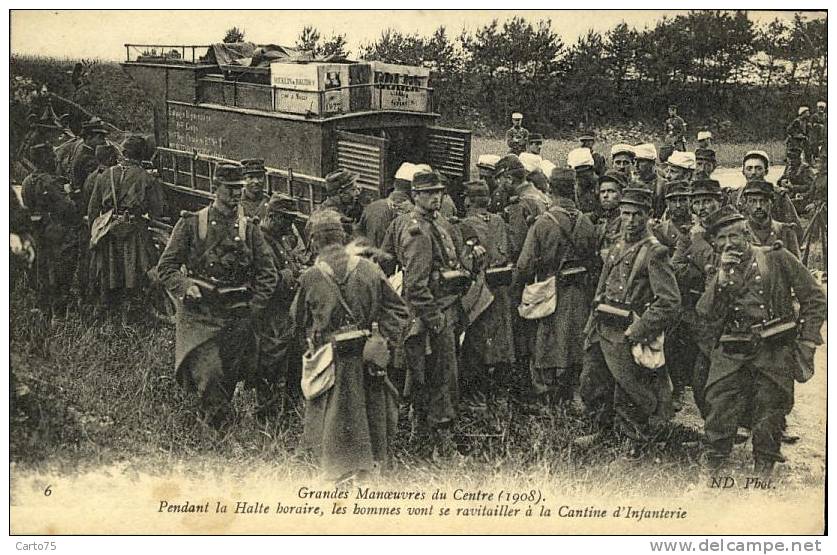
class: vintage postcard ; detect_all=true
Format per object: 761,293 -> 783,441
8,8 -> 828,537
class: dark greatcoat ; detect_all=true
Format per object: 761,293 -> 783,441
458,209 -> 516,367
517,198 -> 597,371
291,247 -> 409,479
240,194 -> 269,222
746,219 -> 800,260
87,161 -> 167,293
358,190 -> 413,249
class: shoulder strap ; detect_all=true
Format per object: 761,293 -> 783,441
198,206 -> 209,242
315,257 -> 361,325
238,214 -> 248,242
543,209 -> 578,275
625,236 -> 656,297
108,166 -> 121,213
752,247 -> 769,283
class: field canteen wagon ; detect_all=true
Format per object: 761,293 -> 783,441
120,43 -> 472,220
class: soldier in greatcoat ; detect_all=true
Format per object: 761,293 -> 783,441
594,171 -> 626,266
694,148 -> 717,180
66,118 -> 109,192
740,180 -> 801,260
21,143 -> 80,315
665,105 -> 687,152
87,136 -> 167,321
251,193 -> 307,416
239,158 -> 270,221
579,188 -> 681,453
696,206 -> 825,474
567,148 -> 599,217
633,144 -> 659,199
777,148 -> 815,201
457,180 -> 516,396
358,162 -> 415,249
670,179 -> 725,417
579,132 -> 607,177
517,168 -> 597,404
314,169 -> 363,233
291,209 -> 409,482
611,144 -> 636,182
156,162 -> 278,428
382,170 -> 481,458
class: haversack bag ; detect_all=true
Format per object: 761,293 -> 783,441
301,342 -> 335,400
518,275 -> 556,319
89,166 -> 133,249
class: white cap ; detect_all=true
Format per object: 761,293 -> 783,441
743,150 -> 770,168
633,143 -> 657,161
667,151 -> 696,170
477,154 -> 501,167
567,147 -> 594,169
697,131 -> 712,141
539,159 -> 556,177
817,101 -> 826,109
611,143 -> 635,158
799,106 -> 810,115
511,112 -> 523,119
414,163 -> 433,173
394,162 -> 417,181
519,152 -> 543,173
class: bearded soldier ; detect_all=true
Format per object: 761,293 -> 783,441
156,162 -> 278,428
735,150 -> 801,238
579,188 -> 681,453
517,168 -> 597,404
697,206 -> 825,475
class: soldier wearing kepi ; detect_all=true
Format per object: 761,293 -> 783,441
740,180 -> 801,260
156,162 -> 278,428
786,106 -> 810,159
777,148 -> 815,201
495,154 -> 548,261
505,112 -> 529,155
87,135 -> 167,321
291,209 -> 409,482
358,162 -> 415,249
579,188 -> 681,453
657,151 -> 695,218
696,130 -> 712,150
650,182 -> 692,250
315,169 -> 363,233
671,179 -> 725,417
526,133 -> 544,156
633,143 -> 659,196
696,206 -> 825,474
735,150 -> 801,238
610,144 -> 636,182
382,169 -> 479,458
252,192 -> 307,417
457,180 -> 516,396
239,158 -> 269,221
21,143 -> 80,316
65,118 -> 109,192
694,148 -> 717,180
517,168 -> 597,404
579,132 -> 607,177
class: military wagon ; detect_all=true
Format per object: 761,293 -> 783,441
120,43 -> 472,221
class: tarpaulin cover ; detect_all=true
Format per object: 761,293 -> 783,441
204,42 -> 347,68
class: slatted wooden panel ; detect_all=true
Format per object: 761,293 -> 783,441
427,127 -> 471,182
336,131 -> 386,198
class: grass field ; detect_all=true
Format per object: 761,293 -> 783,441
9,268 -> 826,502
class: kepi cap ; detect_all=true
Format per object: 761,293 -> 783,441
633,143 -> 657,161
494,154 -> 525,177
695,148 -> 716,163
798,106 -> 809,115
511,112 -> 523,120
519,152 -> 543,173
598,170 -> 627,189
697,131 -> 712,141
741,180 -> 774,199
266,192 -> 297,215
667,151 -> 696,170
324,169 -> 358,195
611,143 -> 635,159
567,147 -> 594,169
241,158 -> 266,176
215,162 -> 247,187
619,188 -> 653,210
463,180 -> 490,199
743,150 -> 770,168
665,181 -> 691,199
529,133 -> 544,144
690,179 -> 722,198
308,209 -> 344,234
412,169 -> 445,192
705,205 -> 746,237
394,162 -> 418,181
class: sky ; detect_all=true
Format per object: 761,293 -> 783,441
10,9 -> 827,62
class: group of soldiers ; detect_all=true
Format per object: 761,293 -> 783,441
12,113 -> 167,324
11,106 -> 827,484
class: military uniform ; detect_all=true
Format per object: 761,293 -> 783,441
733,185 -> 801,240
517,196 -> 597,400
665,115 -> 687,151
458,195 -> 516,392
382,186 -> 467,447
580,189 -> 681,442
358,190 -> 413,249
746,220 -> 800,260
591,152 -> 607,178
574,169 -> 599,216
697,211 -> 825,470
156,164 -> 278,427
291,232 -> 409,480
506,125 -> 530,155
239,158 -> 270,221
777,162 -> 815,198
239,195 -> 269,221
87,156 -> 167,307
595,209 -> 622,262
504,182 -> 549,261
21,165 -> 80,313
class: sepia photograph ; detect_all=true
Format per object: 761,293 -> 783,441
7,7 -> 829,538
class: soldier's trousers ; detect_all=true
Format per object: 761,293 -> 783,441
704,367 -> 792,464
405,314 -> 459,432
580,340 -> 661,441
531,364 -> 578,402
666,322 -> 699,395
185,341 -> 239,427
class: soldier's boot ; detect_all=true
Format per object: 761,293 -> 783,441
753,459 -> 776,477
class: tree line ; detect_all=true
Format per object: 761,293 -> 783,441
286,11 -> 826,140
